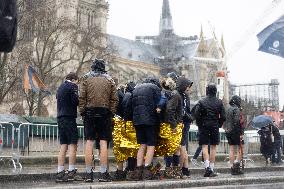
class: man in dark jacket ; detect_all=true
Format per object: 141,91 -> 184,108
160,73 -> 182,179
128,77 -> 161,180
194,84 -> 226,177
79,59 -> 118,182
56,72 -> 82,182
223,95 -> 244,175
177,77 -> 193,178
163,76 -> 193,179
113,81 -> 136,181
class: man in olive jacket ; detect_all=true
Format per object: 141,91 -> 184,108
79,59 -> 118,182
223,95 -> 244,175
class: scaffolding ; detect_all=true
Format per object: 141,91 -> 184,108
230,79 -> 280,111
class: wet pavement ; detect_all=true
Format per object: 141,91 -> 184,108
187,183 -> 284,189
1,170 -> 284,189
1,159 -> 284,188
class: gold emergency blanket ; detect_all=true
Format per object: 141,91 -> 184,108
112,117 -> 183,162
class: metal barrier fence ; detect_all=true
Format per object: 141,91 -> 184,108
0,122 -> 22,170
15,123 -> 85,156
187,129 -> 260,157
0,122 -> 277,170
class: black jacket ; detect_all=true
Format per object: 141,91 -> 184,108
122,92 -> 133,121
271,124 -> 281,143
176,77 -> 193,123
132,82 -> 161,126
0,0 -> 17,52
164,90 -> 183,129
194,96 -> 226,129
116,88 -> 125,117
56,81 -> 79,118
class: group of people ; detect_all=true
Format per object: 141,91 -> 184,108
55,58 -> 247,183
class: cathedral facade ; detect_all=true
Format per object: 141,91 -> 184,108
108,0 -> 229,102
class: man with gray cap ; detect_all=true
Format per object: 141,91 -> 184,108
79,59 -> 118,182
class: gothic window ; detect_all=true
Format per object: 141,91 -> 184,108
76,10 -> 81,26
87,13 -> 90,28
212,49 -> 219,58
91,14 -> 94,26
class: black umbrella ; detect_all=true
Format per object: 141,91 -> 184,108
257,15 -> 284,58
251,115 -> 274,129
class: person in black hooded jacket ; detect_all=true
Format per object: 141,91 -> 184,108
194,84 -> 225,177
113,81 -> 137,181
128,77 -> 161,180
177,77 -> 193,178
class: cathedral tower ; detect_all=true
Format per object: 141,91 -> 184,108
159,0 -> 174,34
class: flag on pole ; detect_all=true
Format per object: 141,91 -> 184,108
23,64 -> 51,95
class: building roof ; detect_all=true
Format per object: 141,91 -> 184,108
108,34 -> 161,64
107,34 -> 218,65
176,42 -> 199,59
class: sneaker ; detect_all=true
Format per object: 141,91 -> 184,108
209,170 -> 218,177
204,167 -> 214,177
67,169 -> 83,181
113,169 -> 126,181
98,172 -> 112,182
55,170 -> 68,182
143,165 -> 154,180
231,167 -> 237,175
85,171 -> 94,182
127,166 -> 143,181
233,162 -> 244,175
182,167 -> 191,178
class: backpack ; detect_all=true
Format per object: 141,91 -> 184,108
258,128 -> 273,156
0,0 -> 17,52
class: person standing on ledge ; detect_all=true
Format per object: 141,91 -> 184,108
55,72 -> 82,182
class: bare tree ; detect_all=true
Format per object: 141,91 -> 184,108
2,0 -> 115,116
0,0 -> 31,106
18,1 -> 76,116
0,53 -> 20,104
242,99 -> 262,129
73,26 -> 117,76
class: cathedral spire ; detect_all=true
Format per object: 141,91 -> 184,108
199,25 -> 204,40
221,34 -> 225,51
197,25 -> 208,57
159,0 -> 174,34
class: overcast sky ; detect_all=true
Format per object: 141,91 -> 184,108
106,0 -> 284,109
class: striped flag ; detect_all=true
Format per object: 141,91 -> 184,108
23,64 -> 51,95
